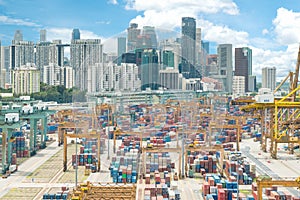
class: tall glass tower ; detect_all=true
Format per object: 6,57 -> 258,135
72,29 -> 81,40
181,17 -> 196,78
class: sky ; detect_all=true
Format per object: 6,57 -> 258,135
0,0 -> 300,81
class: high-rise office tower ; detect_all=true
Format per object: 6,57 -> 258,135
14,30 -> 23,42
217,44 -> 233,93
1,46 -> 10,84
262,67 -> 276,91
70,39 -> 102,91
181,17 -> 196,78
161,50 -> 175,69
159,68 -> 180,89
137,26 -> 157,49
127,23 -> 141,52
10,41 -> 35,70
160,39 -> 180,70
195,28 -> 202,66
235,47 -> 252,92
40,29 -> 47,42
141,49 -> 159,90
117,37 -> 126,65
72,28 -> 81,40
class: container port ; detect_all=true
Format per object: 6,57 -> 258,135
0,90 -> 300,200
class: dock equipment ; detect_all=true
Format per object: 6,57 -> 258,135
71,182 -> 136,200
63,132 -> 101,172
257,176 -> 300,200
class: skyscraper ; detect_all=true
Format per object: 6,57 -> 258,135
127,23 -> 141,52
72,28 -> 81,40
235,47 -> 252,92
181,17 -> 196,78
195,28 -> 202,66
40,29 -> 47,42
1,46 -> 10,84
117,37 -> 126,65
141,49 -> 159,90
70,39 -> 102,91
10,41 -> 35,70
262,67 -> 276,91
14,30 -> 23,42
138,26 -> 157,49
217,44 -> 233,93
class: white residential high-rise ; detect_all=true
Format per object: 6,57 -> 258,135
60,66 -> 74,89
12,63 -> 40,95
10,41 -> 35,70
262,67 -> 276,91
70,39 -> 102,91
119,63 -> 140,91
216,44 -> 232,93
43,63 -> 61,86
40,29 -> 47,42
1,46 -> 10,84
232,76 -> 245,96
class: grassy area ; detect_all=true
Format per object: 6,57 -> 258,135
1,187 -> 42,200
239,189 -> 252,195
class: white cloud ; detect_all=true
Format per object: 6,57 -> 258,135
125,0 -> 239,15
273,8 -> 300,45
199,19 -> 249,47
0,15 -> 39,27
108,0 -> 118,5
262,29 -> 269,35
251,44 -> 299,81
127,0 -> 239,29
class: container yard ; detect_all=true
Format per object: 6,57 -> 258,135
0,91 -> 300,200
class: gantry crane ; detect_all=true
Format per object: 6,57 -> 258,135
63,131 -> 101,172
257,176 -> 300,200
58,121 -> 89,146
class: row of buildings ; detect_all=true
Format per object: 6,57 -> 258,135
0,17 -> 277,96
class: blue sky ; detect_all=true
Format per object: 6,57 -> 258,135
1,0 -> 300,80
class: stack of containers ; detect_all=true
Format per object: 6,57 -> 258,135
187,151 -> 218,178
223,157 -> 255,185
14,136 -> 26,158
110,148 -> 139,183
72,145 -> 97,169
202,174 -> 239,200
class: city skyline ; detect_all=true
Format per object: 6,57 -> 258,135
0,0 -> 299,81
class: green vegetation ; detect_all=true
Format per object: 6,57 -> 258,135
31,83 -> 86,103
0,88 -> 12,93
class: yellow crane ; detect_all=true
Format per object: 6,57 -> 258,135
257,176 -> 300,200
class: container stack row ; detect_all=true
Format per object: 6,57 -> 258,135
145,152 -> 174,175
12,136 -> 29,158
110,148 -> 139,183
144,183 -> 180,200
252,183 -> 300,200
187,152 -> 218,178
202,174 -> 239,200
223,158 -> 255,185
